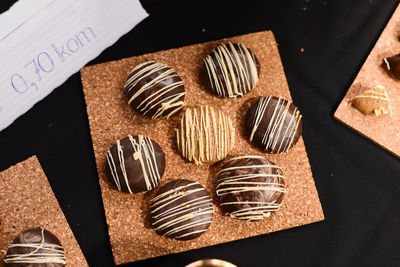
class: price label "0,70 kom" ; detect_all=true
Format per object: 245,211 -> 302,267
10,27 -> 96,95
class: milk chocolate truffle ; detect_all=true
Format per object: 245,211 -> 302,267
216,155 -> 286,221
175,106 -> 235,165
203,42 -> 260,98
4,227 -> 66,266
124,61 -> 186,119
383,54 -> 400,80
106,134 -> 165,194
351,84 -> 391,116
246,96 -> 302,153
150,179 -> 214,240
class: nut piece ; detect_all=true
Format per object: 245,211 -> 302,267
351,85 -> 391,116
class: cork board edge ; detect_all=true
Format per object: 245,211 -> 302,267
133,216 -> 324,264
333,114 -> 400,158
81,31 -> 273,73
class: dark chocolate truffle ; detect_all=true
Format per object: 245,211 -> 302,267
383,54 -> 400,80
203,42 -> 260,98
216,155 -> 286,221
175,106 -> 235,165
124,61 -> 186,119
106,134 -> 165,194
150,179 -> 214,240
245,96 -> 302,153
4,227 -> 66,266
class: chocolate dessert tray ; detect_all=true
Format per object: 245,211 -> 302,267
0,156 -> 88,267
80,31 -> 324,265
334,5 -> 400,157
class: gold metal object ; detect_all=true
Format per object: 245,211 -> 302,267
185,259 -> 237,267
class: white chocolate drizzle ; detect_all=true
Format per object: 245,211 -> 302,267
250,96 -> 302,153
106,135 -> 162,193
124,61 -> 186,119
384,57 -> 391,70
204,42 -> 259,98
151,181 -> 214,239
216,155 -> 286,221
175,106 -> 235,165
4,227 -> 66,264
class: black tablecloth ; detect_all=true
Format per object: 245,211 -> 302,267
1,1 -> 399,266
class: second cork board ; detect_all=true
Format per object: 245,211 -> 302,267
334,5 -> 400,157
0,156 -> 88,267
80,31 -> 324,265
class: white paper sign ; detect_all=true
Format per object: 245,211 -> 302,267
0,0 -> 148,131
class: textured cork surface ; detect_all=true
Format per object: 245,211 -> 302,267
0,156 -> 88,267
80,31 -> 324,265
335,5 -> 400,157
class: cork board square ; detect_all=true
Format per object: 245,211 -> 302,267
0,156 -> 88,267
334,5 -> 400,157
80,31 -> 324,265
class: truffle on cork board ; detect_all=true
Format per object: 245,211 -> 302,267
80,30 -> 324,265
0,156 -> 88,267
334,5 -> 400,157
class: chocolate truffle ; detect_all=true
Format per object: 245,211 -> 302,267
175,106 -> 235,165
383,54 -> 400,80
351,84 -> 391,116
203,42 -> 260,98
106,134 -> 165,193
4,227 -> 66,266
124,61 -> 186,119
150,179 -> 214,240
216,155 -> 286,221
246,96 -> 302,153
